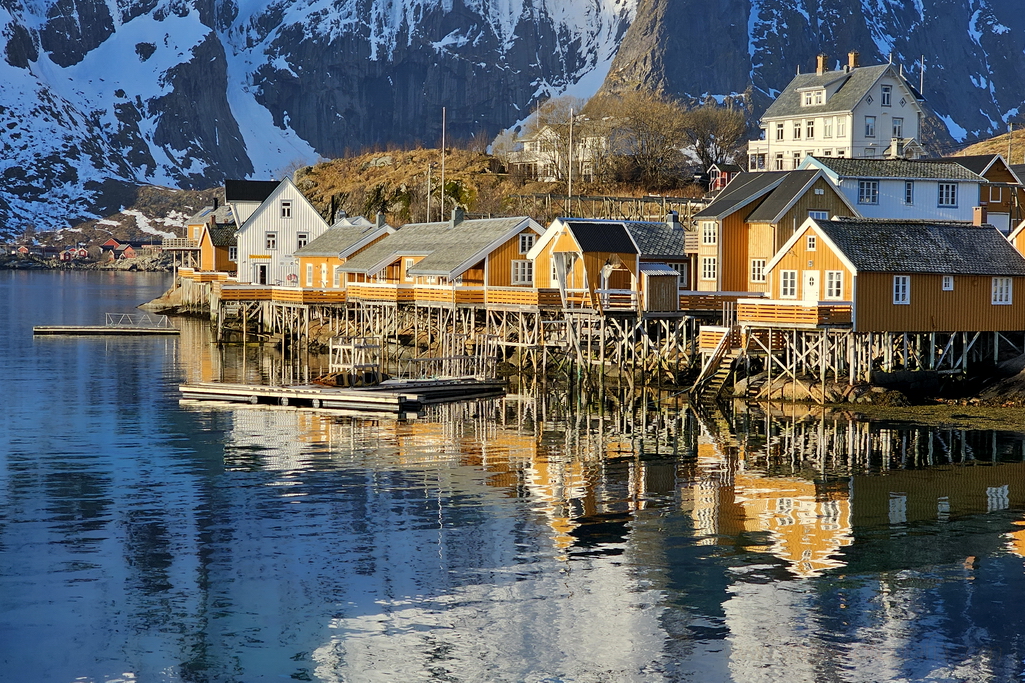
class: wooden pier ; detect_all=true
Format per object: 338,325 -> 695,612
33,313 -> 180,336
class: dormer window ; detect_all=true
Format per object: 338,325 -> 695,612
804,92 -> 813,106
803,90 -> 825,106
815,90 -> 823,105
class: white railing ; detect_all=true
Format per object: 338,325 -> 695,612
105,313 -> 174,329
162,238 -> 198,249
596,288 -> 638,310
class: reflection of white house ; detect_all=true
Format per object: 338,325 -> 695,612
508,125 -> 605,182
230,178 -> 330,286
748,52 -> 925,172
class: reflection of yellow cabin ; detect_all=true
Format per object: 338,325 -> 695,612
527,216 -> 690,312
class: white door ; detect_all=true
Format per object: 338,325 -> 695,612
803,270 -> 820,302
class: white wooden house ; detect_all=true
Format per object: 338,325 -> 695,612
232,178 -> 330,286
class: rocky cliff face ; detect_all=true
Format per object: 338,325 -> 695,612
2,0 -> 1025,234
600,0 -> 1025,153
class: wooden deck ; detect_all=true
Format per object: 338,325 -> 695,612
346,283 -> 415,303
218,285 -> 348,304
34,325 -> 180,336
737,299 -> 853,328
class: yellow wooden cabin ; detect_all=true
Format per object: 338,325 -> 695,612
688,169 -> 857,310
742,216 -> 1025,332
294,215 -> 394,298
527,216 -> 690,313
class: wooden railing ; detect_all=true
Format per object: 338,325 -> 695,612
346,282 -> 415,302
414,285 -> 485,305
163,238 -> 199,249
737,299 -> 853,327
597,288 -> 638,311
485,287 -> 562,308
218,285 -> 347,304
698,325 -> 741,354
680,290 -> 763,311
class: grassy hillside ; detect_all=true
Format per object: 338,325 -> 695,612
954,129 -> 1025,163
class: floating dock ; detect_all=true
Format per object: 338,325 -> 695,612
34,325 -> 180,336
178,378 -> 506,413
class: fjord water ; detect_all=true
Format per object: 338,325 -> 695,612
4,270 -> 1025,682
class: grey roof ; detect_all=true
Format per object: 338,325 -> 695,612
639,262 -> 681,276
695,172 -> 789,219
1011,164 -> 1025,181
295,222 -> 388,257
564,220 -> 637,253
333,215 -> 374,228
745,170 -> 822,223
559,218 -> 688,258
225,179 -> 279,202
208,226 -> 236,248
938,154 -> 1000,177
815,218 -> 1025,275
810,156 -> 984,181
187,204 -> 234,225
762,64 -> 920,120
341,217 -> 529,276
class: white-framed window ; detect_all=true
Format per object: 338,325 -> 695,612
775,153 -> 784,170
280,200 -> 292,219
793,121 -> 802,139
806,235 -> 817,251
404,257 -> 415,282
776,123 -> 784,140
942,275 -> 954,291
511,260 -> 533,285
809,210 -> 828,220
905,181 -> 914,205
864,147 -> 876,157
701,221 -> 717,245
814,90 -> 823,105
793,151 -> 801,167
701,257 -> 717,281
837,149 -> 846,157
297,232 -> 308,250
893,275 -> 910,305
892,117 -> 903,138
265,232 -> 277,250
837,119 -> 846,138
825,271 -> 843,299
881,85 -> 892,106
780,270 -> 798,298
990,186 -> 1003,203
804,92 -> 813,106
992,277 -> 1013,305
519,233 -> 535,254
228,246 -> 237,262
865,116 -> 876,137
750,259 -> 766,283
938,183 -> 958,207
858,180 -> 879,204
306,263 -> 314,287
823,150 -> 832,156
334,266 -> 343,287
823,119 -> 833,138
806,120 -> 815,139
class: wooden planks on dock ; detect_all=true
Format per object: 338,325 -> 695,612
33,326 -> 180,336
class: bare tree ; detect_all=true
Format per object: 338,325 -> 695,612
518,95 -> 588,180
600,90 -> 688,190
680,104 -> 749,171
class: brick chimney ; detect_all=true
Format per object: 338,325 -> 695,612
973,205 -> 988,226
816,54 -> 828,75
848,51 -> 860,70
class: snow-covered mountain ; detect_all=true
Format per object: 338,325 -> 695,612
0,0 -> 633,231
3,0 -> 1025,232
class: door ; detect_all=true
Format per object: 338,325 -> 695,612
803,270 -> 820,302
254,263 -> 268,285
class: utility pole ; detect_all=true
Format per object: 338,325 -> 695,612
441,107 -> 446,220
426,163 -> 432,223
568,107 -> 574,216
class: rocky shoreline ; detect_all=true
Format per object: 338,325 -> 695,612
0,254 -> 174,272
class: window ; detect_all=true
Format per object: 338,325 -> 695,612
892,117 -> 903,138
781,270 -> 798,298
701,257 -> 717,281
825,271 -> 843,299
306,263 -> 314,287
519,233 -> 535,254
804,92 -> 813,106
793,121 -> 802,140
228,246 -> 237,262
265,232 -> 277,250
823,150 -> 832,156
815,90 -> 823,105
793,151 -> 802,167
858,180 -> 879,205
864,147 -> 876,157
824,119 -> 833,138
511,260 -> 533,285
893,275 -> 910,305
775,153 -> 784,170
750,259 -> 766,283
938,183 -> 958,207
942,275 -> 954,291
776,123 -> 784,141
837,119 -> 846,138
837,149 -> 846,157
404,257 -> 415,282
334,266 -> 343,287
881,85 -> 892,106
992,277 -> 1013,305
808,210 -> 829,220
990,186 -> 1003,203
865,116 -> 876,137
701,222 -> 717,245
806,120 -> 815,139
551,260 -> 559,286
905,181 -> 914,205
280,200 -> 292,219
297,232 -> 308,250
806,235 -> 817,251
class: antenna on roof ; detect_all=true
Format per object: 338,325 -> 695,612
920,55 -> 925,95
888,52 -> 893,64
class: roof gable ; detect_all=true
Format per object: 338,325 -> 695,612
744,170 -> 859,224
236,177 -> 328,236
225,179 -> 279,203
295,222 -> 393,258
695,172 -> 789,220
407,217 -> 538,277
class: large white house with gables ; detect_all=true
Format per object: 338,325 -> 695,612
748,52 -> 926,171
229,178 -> 330,286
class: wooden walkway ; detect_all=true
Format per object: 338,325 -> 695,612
33,325 -> 180,336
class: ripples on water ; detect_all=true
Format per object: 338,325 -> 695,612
3,271 -> 1025,682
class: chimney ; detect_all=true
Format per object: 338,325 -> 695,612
376,211 -> 386,229
848,51 -> 860,70
665,210 -> 681,230
816,54 -> 828,75
974,205 -> 988,226
213,197 -> 219,210
451,207 -> 465,226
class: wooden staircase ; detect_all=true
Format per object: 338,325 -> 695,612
690,324 -> 742,406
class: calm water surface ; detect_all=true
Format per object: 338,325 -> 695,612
3,270 -> 1025,682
